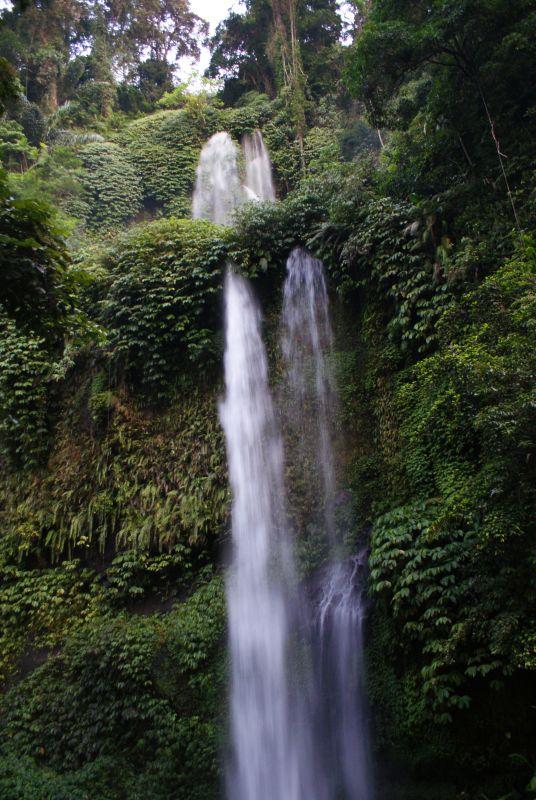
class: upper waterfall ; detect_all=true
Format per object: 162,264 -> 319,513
243,129 -> 276,201
192,132 -> 244,225
192,129 -> 275,225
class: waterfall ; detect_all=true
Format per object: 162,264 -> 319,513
192,132 -> 243,225
192,130 -> 274,225
315,553 -> 373,800
243,129 -> 276,201
281,247 -> 337,543
281,247 -> 374,800
220,270 -> 317,800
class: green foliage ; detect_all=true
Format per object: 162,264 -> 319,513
115,110 -> 219,216
15,100 -> 46,146
0,313 -> 50,468
208,0 -> 342,104
0,559 -> 95,684
395,243 -> 536,516
0,382 -> 228,558
357,241 -> 536,790
79,141 -> 143,231
157,77 -> 223,112
0,576 -> 226,800
0,3 -> 534,795
0,56 -> 21,115
303,125 -> 341,175
370,502 -> 480,718
101,218 -> 231,396
9,145 -> 89,225
0,120 -> 38,170
0,754 -> 122,800
345,0 -> 536,211
262,105 -> 303,192
233,185 -> 328,276
0,180 -> 72,337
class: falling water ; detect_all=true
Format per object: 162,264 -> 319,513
315,553 -> 373,800
281,247 -> 374,800
220,270 -> 317,800
243,129 -> 276,201
192,132 -> 243,225
281,247 -> 337,542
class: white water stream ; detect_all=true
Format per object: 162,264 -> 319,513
197,132 -> 373,800
192,130 -> 275,226
220,271 -> 316,800
281,247 -> 374,800
192,132 -> 243,225
243,129 -> 276,201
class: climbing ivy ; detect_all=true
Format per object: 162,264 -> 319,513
100,218 -> 232,397
80,142 -> 143,231
114,110 -> 219,216
0,314 -> 50,468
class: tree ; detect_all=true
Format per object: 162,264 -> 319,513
345,0 -> 536,215
92,0 -> 207,85
208,1 -> 276,104
0,0 -> 208,112
208,0 -> 343,104
0,0 -> 90,112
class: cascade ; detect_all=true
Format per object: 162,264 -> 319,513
315,553 -> 373,800
243,129 -> 276,201
220,270 -> 317,800
281,247 -> 374,800
192,132 -> 243,225
281,247 -> 337,543
214,141 -> 372,799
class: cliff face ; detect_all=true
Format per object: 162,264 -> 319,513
0,108 -> 535,800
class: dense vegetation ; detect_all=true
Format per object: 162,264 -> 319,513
0,1 -> 534,799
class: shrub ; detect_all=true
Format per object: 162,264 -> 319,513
0,576 -> 226,800
0,314 -> 50,468
0,183 -> 72,336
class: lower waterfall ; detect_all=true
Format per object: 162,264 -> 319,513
314,552 -> 374,800
281,247 -> 374,800
220,270 -> 318,800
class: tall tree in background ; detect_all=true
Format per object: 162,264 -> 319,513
0,0 -> 90,112
208,0 -> 342,104
95,0 -> 206,80
208,1 -> 276,103
0,0 -> 207,112
345,0 -> 536,207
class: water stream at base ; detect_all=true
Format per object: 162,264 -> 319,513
314,553 -> 373,800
